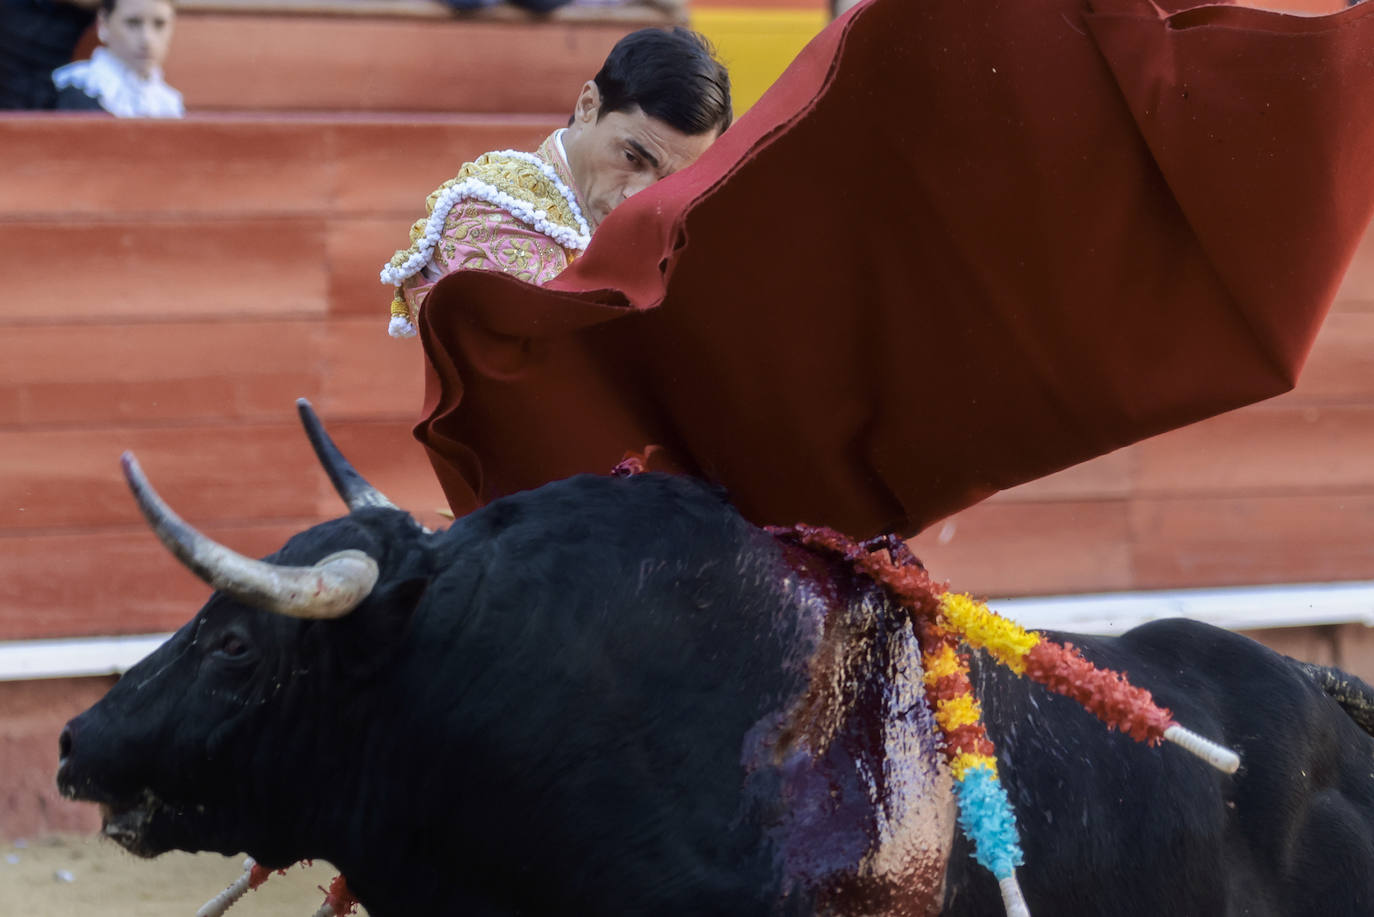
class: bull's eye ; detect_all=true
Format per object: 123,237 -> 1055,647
211,632 -> 251,660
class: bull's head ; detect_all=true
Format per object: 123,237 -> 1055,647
55,400 -> 428,866
54,403 -> 957,915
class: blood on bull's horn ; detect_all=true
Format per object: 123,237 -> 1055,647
296,397 -> 397,513
121,452 -> 379,619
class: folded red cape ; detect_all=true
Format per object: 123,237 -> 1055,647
417,0 -> 1374,538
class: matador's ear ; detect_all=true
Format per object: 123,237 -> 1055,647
574,81 -> 601,123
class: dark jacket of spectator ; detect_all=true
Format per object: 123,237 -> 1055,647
0,0 -> 97,108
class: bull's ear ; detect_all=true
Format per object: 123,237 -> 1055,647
321,576 -> 430,679
363,576 -> 429,633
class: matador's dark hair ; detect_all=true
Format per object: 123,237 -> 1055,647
593,27 -> 733,136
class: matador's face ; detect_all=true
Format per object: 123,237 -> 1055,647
562,81 -> 718,231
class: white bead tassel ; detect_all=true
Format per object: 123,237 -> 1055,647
378,158 -> 591,291
1164,724 -> 1241,774
999,873 -> 1032,917
195,857 -> 256,917
309,902 -> 338,917
379,149 -> 592,338
379,180 -> 478,288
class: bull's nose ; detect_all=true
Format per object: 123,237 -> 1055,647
55,722 -> 86,799
58,723 -> 73,763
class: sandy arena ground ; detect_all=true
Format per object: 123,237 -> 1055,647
1,834 -> 369,916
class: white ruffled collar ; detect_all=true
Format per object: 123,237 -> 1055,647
52,47 -> 184,118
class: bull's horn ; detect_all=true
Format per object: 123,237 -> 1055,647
121,452 -> 378,620
296,398 -> 397,513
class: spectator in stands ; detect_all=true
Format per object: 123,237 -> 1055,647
382,26 -> 731,338
0,0 -> 100,109
51,0 -> 182,116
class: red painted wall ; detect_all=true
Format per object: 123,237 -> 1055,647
0,114 -> 566,641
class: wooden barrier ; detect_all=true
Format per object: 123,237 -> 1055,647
155,0 -> 678,113
0,113 -> 565,641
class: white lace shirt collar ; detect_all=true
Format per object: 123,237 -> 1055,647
53,47 -> 184,118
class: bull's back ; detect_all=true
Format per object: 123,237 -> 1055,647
946,618 -> 1374,917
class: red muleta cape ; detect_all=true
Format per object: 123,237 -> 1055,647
416,0 -> 1374,539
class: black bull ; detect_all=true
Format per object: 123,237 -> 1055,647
57,404 -> 1374,916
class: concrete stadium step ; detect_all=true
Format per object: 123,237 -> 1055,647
0,113 -> 563,219
0,417 -> 450,641
0,114 -> 558,443
0,218 -> 414,322
165,0 -> 678,113
0,418 -> 445,532
0,318 -> 421,426
908,491 -> 1374,598
0,525 -> 287,640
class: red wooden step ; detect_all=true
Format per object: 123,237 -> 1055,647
1335,221 -> 1374,305
908,500 -> 1134,598
1287,312 -> 1374,402
0,418 -> 445,533
1133,404 -> 1374,497
983,449 -> 1134,504
328,216 -> 420,317
0,468 -> 447,641
0,220 -> 328,323
0,318 -> 426,426
0,321 -> 324,426
0,524 -> 280,640
1132,493 -> 1374,588
167,10 -> 664,113
0,679 -> 109,837
0,216 -> 483,324
0,426 -> 329,531
0,115 -> 562,219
